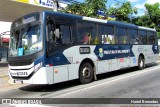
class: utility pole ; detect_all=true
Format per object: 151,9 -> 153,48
52,0 -> 59,12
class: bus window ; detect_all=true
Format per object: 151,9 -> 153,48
60,25 -> 71,44
77,22 -> 96,44
128,29 -> 138,44
48,24 -> 71,46
93,24 -> 99,44
148,31 -> 155,44
116,27 -> 127,44
47,22 -> 55,50
139,30 -> 147,44
99,25 -> 115,44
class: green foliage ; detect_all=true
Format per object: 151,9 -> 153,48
145,3 -> 160,24
157,32 -> 160,39
107,1 -> 137,22
132,15 -> 151,27
132,3 -> 160,39
63,0 -> 107,18
86,0 -> 107,16
63,0 -> 136,21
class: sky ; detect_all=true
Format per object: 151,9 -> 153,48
77,0 -> 160,16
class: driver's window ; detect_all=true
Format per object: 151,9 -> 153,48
55,24 -> 71,44
47,22 -> 55,50
60,25 -> 71,44
47,17 -> 71,50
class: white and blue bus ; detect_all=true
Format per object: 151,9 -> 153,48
8,11 -> 159,84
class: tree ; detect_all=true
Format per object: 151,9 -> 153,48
145,3 -> 160,38
85,0 -> 107,17
64,3 -> 87,15
145,3 -> 160,25
63,0 -> 107,18
107,1 -> 137,22
132,3 -> 160,39
132,15 -> 151,27
63,0 -> 138,22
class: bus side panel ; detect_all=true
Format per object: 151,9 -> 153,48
53,66 -> 69,83
23,67 -> 54,84
68,64 -> 80,80
110,59 -> 118,71
132,45 -> 158,64
97,60 -> 110,74
118,57 -> 130,69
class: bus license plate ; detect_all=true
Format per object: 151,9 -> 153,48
11,71 -> 28,77
17,71 -> 28,76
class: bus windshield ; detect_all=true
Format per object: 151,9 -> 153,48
9,24 -> 43,57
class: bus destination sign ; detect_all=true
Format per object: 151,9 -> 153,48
14,12 -> 40,27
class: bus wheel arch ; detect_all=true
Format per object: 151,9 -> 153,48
138,54 -> 145,70
79,58 -> 96,84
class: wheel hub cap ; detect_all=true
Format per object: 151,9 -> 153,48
82,67 -> 91,78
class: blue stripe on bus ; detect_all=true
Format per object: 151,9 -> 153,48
45,51 -> 71,66
94,45 -> 135,60
34,55 -> 44,65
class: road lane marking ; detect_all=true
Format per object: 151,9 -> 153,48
54,65 -> 160,97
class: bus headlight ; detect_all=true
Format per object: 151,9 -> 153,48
34,62 -> 42,72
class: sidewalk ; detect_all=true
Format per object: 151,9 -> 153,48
0,63 -> 11,87
0,62 -> 22,88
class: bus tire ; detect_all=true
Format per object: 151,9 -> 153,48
138,56 -> 145,70
79,62 -> 93,84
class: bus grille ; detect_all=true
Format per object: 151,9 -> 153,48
9,61 -> 32,66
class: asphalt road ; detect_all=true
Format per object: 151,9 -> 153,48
0,63 -> 160,107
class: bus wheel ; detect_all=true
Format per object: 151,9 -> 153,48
138,56 -> 145,70
79,62 -> 93,84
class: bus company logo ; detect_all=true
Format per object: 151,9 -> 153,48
33,0 -> 53,7
99,48 -> 104,58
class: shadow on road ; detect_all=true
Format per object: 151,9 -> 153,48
19,63 -> 159,93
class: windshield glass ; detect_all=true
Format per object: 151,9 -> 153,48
9,24 -> 43,57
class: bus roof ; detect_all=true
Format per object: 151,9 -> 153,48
43,11 -> 156,32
